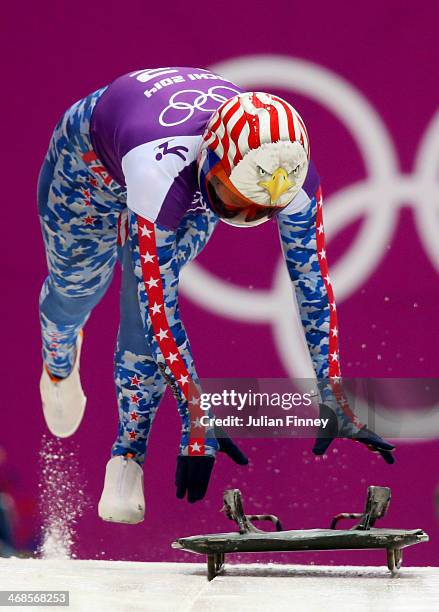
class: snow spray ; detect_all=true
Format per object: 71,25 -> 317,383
38,435 -> 88,559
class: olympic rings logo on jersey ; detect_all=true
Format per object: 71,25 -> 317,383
179,55 -> 439,438
159,86 -> 241,127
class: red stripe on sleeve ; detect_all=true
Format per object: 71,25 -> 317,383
314,188 -> 363,428
137,216 -> 207,454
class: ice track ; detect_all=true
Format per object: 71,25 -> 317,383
1,559 -> 439,611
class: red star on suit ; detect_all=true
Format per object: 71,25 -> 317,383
128,431 -> 137,440
84,216 -> 95,225
130,411 -> 138,422
130,375 -> 141,387
130,394 -> 140,404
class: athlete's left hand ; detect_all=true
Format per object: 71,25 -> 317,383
312,403 -> 396,464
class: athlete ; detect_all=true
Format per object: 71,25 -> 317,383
38,67 -> 395,524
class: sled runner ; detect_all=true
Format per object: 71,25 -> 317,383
172,486 -> 428,580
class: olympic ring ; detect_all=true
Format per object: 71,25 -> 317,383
179,55 -> 439,438
159,86 -> 241,127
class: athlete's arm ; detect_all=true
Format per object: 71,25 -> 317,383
277,186 -> 395,463
277,184 -> 364,431
127,212 -> 248,497
277,185 -> 339,387
127,210 -> 215,453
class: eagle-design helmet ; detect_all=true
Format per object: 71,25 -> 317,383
198,92 -> 310,227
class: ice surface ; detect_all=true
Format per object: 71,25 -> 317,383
0,559 -> 438,612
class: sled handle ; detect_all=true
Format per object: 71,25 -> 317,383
330,486 -> 391,530
222,489 -> 283,533
330,513 -> 363,530
247,514 -> 283,532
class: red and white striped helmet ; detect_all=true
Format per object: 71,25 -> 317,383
198,92 -> 310,227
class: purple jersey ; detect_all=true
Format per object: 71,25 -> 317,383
90,67 -> 242,229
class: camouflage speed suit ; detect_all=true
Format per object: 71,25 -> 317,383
38,69 -> 348,466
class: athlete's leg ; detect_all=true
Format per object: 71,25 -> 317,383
111,241 -> 166,464
38,156 -> 119,377
38,92 -> 123,378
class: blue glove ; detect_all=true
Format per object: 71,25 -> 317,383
312,403 -> 396,464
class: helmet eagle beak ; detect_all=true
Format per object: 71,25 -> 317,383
258,167 -> 294,204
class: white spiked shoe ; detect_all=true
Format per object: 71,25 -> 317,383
98,456 -> 145,524
39,331 -> 86,438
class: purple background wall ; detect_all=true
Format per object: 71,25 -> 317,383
1,1 -> 439,565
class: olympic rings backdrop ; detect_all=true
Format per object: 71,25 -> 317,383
1,0 -> 438,564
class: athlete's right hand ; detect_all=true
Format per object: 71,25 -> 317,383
312,403 -> 396,464
175,427 -> 248,503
